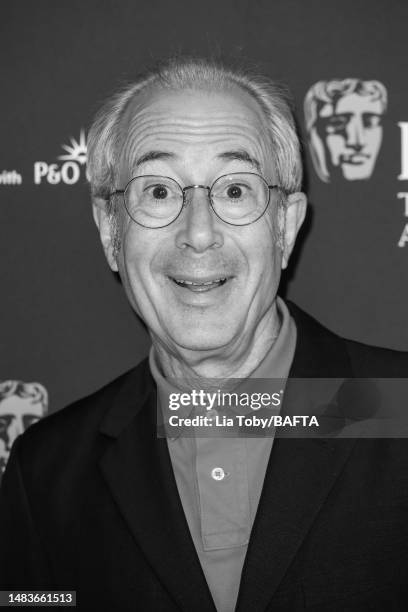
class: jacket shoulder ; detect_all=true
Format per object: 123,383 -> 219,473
11,358 -> 151,479
344,338 -> 408,377
286,300 -> 408,377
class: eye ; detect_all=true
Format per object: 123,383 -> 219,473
325,114 -> 350,134
212,175 -> 256,206
152,185 -> 169,199
363,113 -> 381,128
23,415 -> 40,429
226,185 -> 243,199
0,416 -> 12,434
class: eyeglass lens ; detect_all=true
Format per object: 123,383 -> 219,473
124,173 -> 271,228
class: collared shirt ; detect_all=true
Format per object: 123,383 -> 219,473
149,297 -> 297,612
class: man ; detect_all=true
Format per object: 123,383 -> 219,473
1,58 -> 407,611
304,78 -> 387,182
0,380 -> 48,479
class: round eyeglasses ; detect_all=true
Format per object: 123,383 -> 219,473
110,172 -> 286,229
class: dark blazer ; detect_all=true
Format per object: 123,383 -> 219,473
1,302 -> 408,611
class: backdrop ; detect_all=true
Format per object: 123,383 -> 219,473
1,0 -> 407,467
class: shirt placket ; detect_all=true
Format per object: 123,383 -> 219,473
195,436 -> 251,551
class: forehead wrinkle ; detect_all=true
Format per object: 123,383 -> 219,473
124,137 -> 267,180
122,121 -> 266,169
120,103 -> 273,178
134,132 -> 265,146
128,106 -> 261,124
124,125 -> 266,150
124,107 -> 267,142
126,120 -> 265,138
119,83 -> 272,153
123,125 -> 266,158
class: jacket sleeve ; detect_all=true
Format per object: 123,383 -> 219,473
0,435 -> 53,589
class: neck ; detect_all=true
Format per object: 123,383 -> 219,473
152,301 -> 281,385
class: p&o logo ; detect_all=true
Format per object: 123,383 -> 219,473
34,129 -> 87,185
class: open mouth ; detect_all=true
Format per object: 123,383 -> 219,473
171,277 -> 228,292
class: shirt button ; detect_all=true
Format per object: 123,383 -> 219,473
211,467 -> 225,481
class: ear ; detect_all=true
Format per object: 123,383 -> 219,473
92,198 -> 119,272
281,192 -> 307,269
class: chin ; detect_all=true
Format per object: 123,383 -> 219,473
165,324 -> 237,353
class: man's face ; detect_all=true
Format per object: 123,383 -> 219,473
97,87 -> 305,360
0,396 -> 44,472
317,93 -> 383,180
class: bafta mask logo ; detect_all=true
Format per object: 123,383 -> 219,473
0,380 -> 48,477
304,79 -> 387,182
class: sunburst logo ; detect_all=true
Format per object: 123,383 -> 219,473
58,129 -> 87,165
34,128 -> 87,185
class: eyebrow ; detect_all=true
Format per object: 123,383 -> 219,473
135,151 -> 175,168
217,150 -> 262,173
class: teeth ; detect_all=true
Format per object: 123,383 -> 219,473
175,278 -> 226,286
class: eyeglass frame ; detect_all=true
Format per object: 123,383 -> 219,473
109,172 -> 289,229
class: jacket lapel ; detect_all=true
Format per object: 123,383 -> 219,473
99,362 -> 216,612
236,302 -> 358,612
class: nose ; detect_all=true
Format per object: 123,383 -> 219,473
175,186 -> 224,253
5,417 -> 23,450
346,116 -> 364,150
